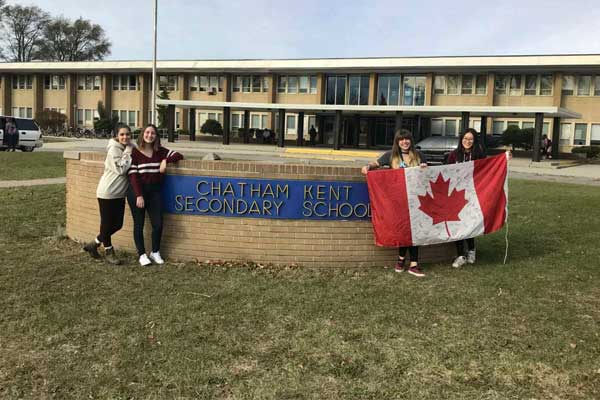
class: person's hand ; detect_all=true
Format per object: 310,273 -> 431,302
361,165 -> 369,175
136,196 -> 145,208
419,163 -> 428,168
159,159 -> 167,173
505,150 -> 513,161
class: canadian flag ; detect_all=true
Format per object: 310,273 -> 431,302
366,153 -> 508,247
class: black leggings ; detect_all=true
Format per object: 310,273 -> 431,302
399,246 -> 419,263
127,186 -> 163,255
456,238 -> 475,256
97,198 -> 125,248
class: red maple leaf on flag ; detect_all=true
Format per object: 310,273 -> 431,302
418,173 -> 469,238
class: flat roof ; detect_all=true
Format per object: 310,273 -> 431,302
1,54 -> 600,73
156,99 -> 582,118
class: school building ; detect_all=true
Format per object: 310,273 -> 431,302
1,54 -> 599,156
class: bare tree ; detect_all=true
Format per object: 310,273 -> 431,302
36,17 -> 111,61
0,4 -> 50,62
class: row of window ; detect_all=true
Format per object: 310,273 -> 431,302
232,75 -> 269,93
377,75 -> 426,106
277,75 -> 318,94
190,75 -> 224,92
434,75 -> 488,95
559,122 -> 600,145
113,75 -> 138,91
12,107 -> 33,118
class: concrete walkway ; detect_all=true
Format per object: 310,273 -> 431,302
0,177 -> 66,188
35,137 -> 600,186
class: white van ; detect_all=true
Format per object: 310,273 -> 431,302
0,116 -> 43,152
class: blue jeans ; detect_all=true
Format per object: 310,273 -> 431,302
127,185 -> 163,255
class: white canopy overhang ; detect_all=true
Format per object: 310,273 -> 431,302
156,99 -> 581,119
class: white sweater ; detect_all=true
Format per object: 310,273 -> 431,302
96,139 -> 134,199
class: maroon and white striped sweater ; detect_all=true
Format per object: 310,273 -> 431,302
128,146 -> 183,196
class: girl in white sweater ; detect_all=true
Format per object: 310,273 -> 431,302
83,125 -> 135,264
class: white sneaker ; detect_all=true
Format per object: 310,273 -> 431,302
139,254 -> 152,266
467,250 -> 476,264
149,251 -> 165,265
452,256 -> 467,268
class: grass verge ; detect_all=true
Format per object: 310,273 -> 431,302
0,152 -> 65,181
0,180 -> 599,399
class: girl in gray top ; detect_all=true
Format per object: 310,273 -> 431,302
83,124 -> 135,264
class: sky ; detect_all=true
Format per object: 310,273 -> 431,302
8,0 -> 600,60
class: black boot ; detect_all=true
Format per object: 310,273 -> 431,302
83,241 -> 101,259
105,248 -> 121,265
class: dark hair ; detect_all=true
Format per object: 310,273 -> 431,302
391,129 -> 421,167
137,124 -> 161,151
113,123 -> 131,137
456,128 -> 484,160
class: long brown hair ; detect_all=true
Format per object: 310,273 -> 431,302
391,129 -> 420,168
137,124 -> 161,152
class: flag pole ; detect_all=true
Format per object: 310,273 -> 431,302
151,0 -> 158,125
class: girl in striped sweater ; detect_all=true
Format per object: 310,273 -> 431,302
127,124 -> 183,266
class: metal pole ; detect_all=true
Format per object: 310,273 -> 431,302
151,0 -> 158,125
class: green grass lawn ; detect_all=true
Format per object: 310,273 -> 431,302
0,180 -> 599,399
0,152 -> 65,180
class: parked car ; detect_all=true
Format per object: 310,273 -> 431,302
0,116 -> 43,152
416,135 -> 501,164
416,136 -> 459,164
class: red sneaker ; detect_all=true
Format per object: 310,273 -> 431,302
394,259 -> 406,273
408,265 -> 426,277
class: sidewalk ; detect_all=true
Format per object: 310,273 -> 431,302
41,137 -> 600,185
0,177 -> 66,188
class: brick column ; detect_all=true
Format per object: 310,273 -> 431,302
368,73 -> 377,105
425,73 -> 433,106
139,73 -> 150,127
1,75 -> 12,117
101,74 -> 112,117
33,74 -> 43,117
552,73 -> 562,107
180,75 -> 189,131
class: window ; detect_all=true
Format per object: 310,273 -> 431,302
12,107 -> 33,118
348,75 -> 369,105
560,123 -> 572,145
475,75 -> 487,95
192,75 -> 222,92
77,108 -> 99,127
251,114 -> 260,129
577,76 -> 591,96
522,121 -> 534,129
288,76 -> 298,94
278,75 -> 317,94
231,113 -> 241,129
444,120 -> 457,136
461,75 -> 474,95
562,75 -> 575,95
44,75 -> 65,90
495,75 -> 508,95
431,119 -> 443,135
261,115 -> 268,128
524,75 -> 538,96
113,74 -> 137,91
377,74 -> 401,105
574,123 -> 587,145
278,76 -> 287,93
433,75 -> 445,94
78,75 -> 102,90
234,75 -> 267,93
447,75 -> 459,95
493,121 -> 505,136
540,75 -> 553,96
507,121 -> 520,129
299,76 -> 309,93
12,75 -> 33,90
403,76 -> 426,106
158,75 -> 177,91
591,124 -> 600,145
233,76 -> 242,92
326,75 -> 346,105
509,75 -> 522,96
286,115 -> 296,130
310,76 -> 317,94
594,76 -> 600,96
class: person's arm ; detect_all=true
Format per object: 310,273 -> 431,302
418,150 -> 428,167
446,151 -> 456,164
159,147 -> 184,173
105,145 -> 132,176
128,151 -> 143,198
361,160 -> 381,175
